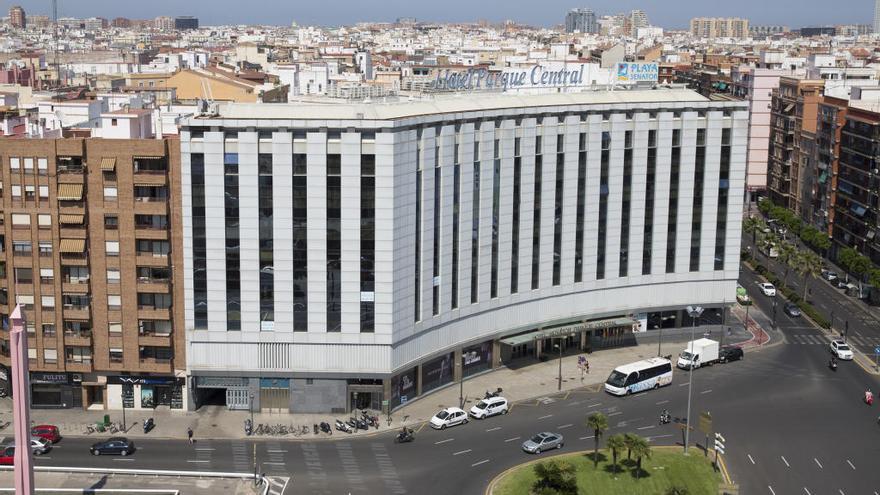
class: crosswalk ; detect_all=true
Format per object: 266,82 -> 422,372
264,476 -> 289,495
788,333 -> 880,347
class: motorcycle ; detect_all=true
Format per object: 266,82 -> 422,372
361,410 -> 380,429
484,387 -> 503,399
143,417 -> 155,434
335,419 -> 353,434
659,412 -> 671,425
395,428 -> 415,444
866,390 -> 874,406
356,418 -> 369,430
829,359 -> 838,371
320,421 -> 332,435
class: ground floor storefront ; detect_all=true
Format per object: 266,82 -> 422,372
28,371 -> 185,411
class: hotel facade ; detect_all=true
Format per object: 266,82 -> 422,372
180,89 -> 749,413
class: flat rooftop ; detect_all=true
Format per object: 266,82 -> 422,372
192,88 -> 727,124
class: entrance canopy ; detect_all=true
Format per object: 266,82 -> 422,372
499,317 -> 638,346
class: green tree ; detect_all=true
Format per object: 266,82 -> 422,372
629,435 -> 652,480
532,460 -> 578,495
796,249 -> 823,302
743,216 -> 765,256
586,412 -> 608,468
757,197 -> 773,216
778,241 -> 798,288
606,433 -> 627,474
623,432 -> 640,461
665,488 -> 691,495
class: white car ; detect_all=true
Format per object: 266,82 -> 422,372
830,340 -> 854,360
430,407 -> 469,429
759,282 -> 776,297
469,396 -> 509,419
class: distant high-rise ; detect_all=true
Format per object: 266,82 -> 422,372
690,17 -> 750,39
9,5 -> 25,29
565,8 -> 597,34
112,17 -> 131,28
154,16 -> 174,31
874,0 -> 880,35
174,16 -> 199,30
629,9 -> 649,36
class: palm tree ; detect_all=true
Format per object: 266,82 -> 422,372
796,249 -> 823,302
606,434 -> 626,474
629,435 -> 652,480
778,241 -> 797,288
623,432 -> 640,461
586,412 -> 608,467
743,216 -> 764,256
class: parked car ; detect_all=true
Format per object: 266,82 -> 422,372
784,302 -> 801,317
90,437 -> 135,456
522,432 -> 564,454
29,437 -> 51,455
31,425 -> 61,443
759,282 -> 776,297
0,446 -> 13,465
469,396 -> 509,419
429,407 -> 469,430
830,340 -> 854,360
822,270 -> 838,282
719,346 -> 744,363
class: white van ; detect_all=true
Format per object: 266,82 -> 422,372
469,396 -> 509,419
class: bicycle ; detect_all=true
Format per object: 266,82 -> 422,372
84,424 -> 96,435
255,423 -> 265,436
109,424 -> 119,434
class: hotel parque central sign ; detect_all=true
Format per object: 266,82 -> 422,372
431,64 -> 592,91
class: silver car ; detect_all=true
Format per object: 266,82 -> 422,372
521,432 -> 564,454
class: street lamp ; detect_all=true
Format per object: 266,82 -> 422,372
249,393 -> 254,427
771,300 -> 777,329
554,342 -> 563,391
121,388 -> 126,433
684,305 -> 704,456
459,354 -> 465,409
657,323 -> 663,357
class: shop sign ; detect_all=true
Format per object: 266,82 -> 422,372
616,62 -> 659,83
31,372 -> 69,384
108,375 -> 182,385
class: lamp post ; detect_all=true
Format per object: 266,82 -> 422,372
684,305 -> 704,456
121,389 -> 126,433
459,354 -> 465,409
657,324 -> 663,357
249,393 -> 254,427
554,342 -> 563,391
771,300 -> 777,329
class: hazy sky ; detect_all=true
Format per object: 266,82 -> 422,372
2,0 -> 874,29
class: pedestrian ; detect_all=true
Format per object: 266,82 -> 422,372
585,359 -> 590,374
187,427 -> 194,444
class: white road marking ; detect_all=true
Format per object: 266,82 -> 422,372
538,414 -> 553,420
485,427 -> 501,432
579,435 -> 595,440
700,389 -> 713,394
112,458 -> 135,462
194,447 -> 215,451
503,436 -> 521,442
769,486 -> 776,495
263,462 -> 286,466
748,454 -> 756,465
814,458 -> 823,469
434,438 -> 454,445
804,488 -> 812,495
679,383 -> 689,387
608,411 -> 622,417
187,460 -> 210,463
567,401 -> 582,407
637,425 -> 655,430
839,490 -> 845,495
453,449 -> 472,456
656,400 -> 669,405
557,424 -> 574,429
471,459 -> 490,467
587,403 -> 602,408
646,434 -> 673,442
781,456 -> 790,467
267,449 -> 287,453
847,459 -> 856,470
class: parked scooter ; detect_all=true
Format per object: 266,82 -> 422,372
320,421 -> 332,435
335,419 -> 353,434
659,410 -> 671,425
143,417 -> 155,434
866,389 -> 874,406
484,387 -> 503,399
395,427 -> 415,444
361,410 -> 379,429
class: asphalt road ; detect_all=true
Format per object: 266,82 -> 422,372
15,264 -> 880,494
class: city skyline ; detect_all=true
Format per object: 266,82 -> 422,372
1,0 -> 874,29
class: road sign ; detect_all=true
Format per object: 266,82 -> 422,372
714,432 -> 726,455
699,411 -> 713,435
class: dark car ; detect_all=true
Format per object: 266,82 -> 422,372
0,446 -> 13,465
31,425 -> 61,443
719,346 -> 744,363
784,302 -> 801,317
90,437 -> 135,456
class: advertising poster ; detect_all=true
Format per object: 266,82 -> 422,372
463,341 -> 493,377
421,352 -> 454,394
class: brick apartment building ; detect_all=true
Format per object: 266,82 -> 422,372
0,138 -> 185,410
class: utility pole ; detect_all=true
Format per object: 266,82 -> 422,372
684,305 -> 703,456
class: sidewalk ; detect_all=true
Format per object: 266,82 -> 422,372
0,321 -> 762,442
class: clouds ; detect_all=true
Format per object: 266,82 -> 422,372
5,0 -> 873,28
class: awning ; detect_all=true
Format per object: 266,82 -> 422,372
60,214 -> 85,224
499,317 -> 639,346
59,238 -> 86,253
100,157 -> 116,171
57,183 -> 83,201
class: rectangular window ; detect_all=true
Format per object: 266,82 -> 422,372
42,324 -> 56,337
293,153 -> 308,331
666,130 -> 681,273
490,144 -> 501,297
552,134 -> 564,285
511,152 -> 521,293
38,158 -> 47,175
38,214 -> 51,227
531,140 -> 542,290
415,144 -> 423,319
65,346 -> 92,364
433,161 -> 442,314
225,152 -> 241,331
104,215 -> 118,229
107,268 -> 120,283
40,295 -> 54,308
11,213 -> 29,226
43,348 -> 57,364
109,348 -> 124,364
11,185 -> 20,198
690,129 -> 706,272
39,185 -> 48,198
13,240 -> 31,255
107,295 -> 121,311
574,134 -> 587,282
9,157 -> 19,170
191,153 -> 208,328
258,154 -> 274,326
471,139 -> 481,303
103,187 -> 118,199
643,130 -> 657,275
452,148 -> 461,307
620,131 -> 633,277
597,132 -> 611,280
361,154 -> 375,332
15,267 -> 32,284
39,268 -> 53,284
105,241 -> 119,256
715,128 -> 732,270
38,241 -> 51,257
326,153 -> 341,332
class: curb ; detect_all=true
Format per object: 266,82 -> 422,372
483,446 -> 724,495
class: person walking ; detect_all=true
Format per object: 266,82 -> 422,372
584,359 -> 590,374
187,427 -> 194,444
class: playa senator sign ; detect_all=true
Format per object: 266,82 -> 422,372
431,64 -> 592,91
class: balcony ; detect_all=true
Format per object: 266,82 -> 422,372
138,334 -> 172,347
132,174 -> 167,186
62,305 -> 90,320
61,280 -> 90,294
134,228 -> 169,240
59,226 -> 87,239
64,361 -> 92,373
137,358 -> 172,373
133,201 -> 168,215
63,332 -> 91,347
138,307 -> 170,320
135,254 -> 170,267
136,279 -> 170,293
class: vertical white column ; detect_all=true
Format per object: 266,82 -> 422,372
628,114 -> 650,279
457,125 -> 474,308
700,113 -> 723,272
560,115 -> 580,286
306,132 -> 327,333
340,132 -> 362,333
477,123 -> 494,302
651,113 -> 674,276
391,130 -> 416,340
676,112 -> 698,274
518,119 -> 537,293
420,129 -> 436,319
582,115 -> 603,284
538,117 -> 557,289
497,120 -> 515,299
726,110 -> 750,273
604,114 -> 625,280
203,132 -> 227,332
237,132 -> 260,333
439,126 -> 455,314
374,132 -> 396,337
272,132 -> 294,333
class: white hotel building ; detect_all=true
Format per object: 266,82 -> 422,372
180,89 -> 749,413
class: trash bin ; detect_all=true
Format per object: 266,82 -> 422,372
103,414 -> 110,426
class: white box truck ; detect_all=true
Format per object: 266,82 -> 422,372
677,338 -> 720,369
